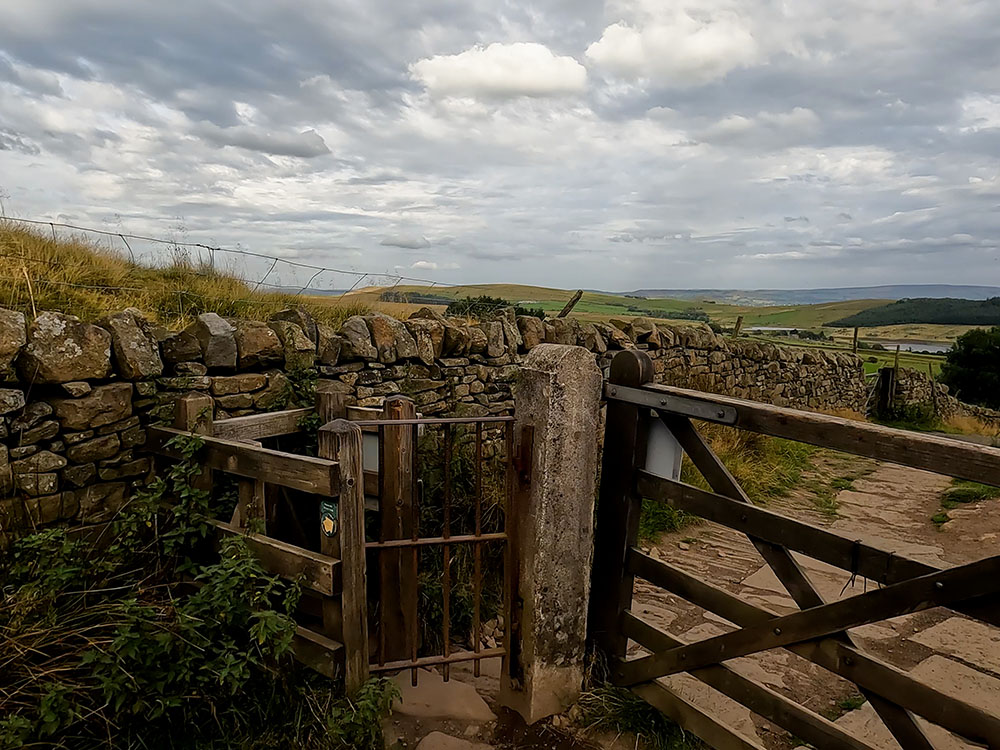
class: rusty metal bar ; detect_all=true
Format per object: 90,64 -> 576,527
349,416 -> 515,426
410,422 -> 419,686
370,647 -> 506,673
473,421 -> 483,677
443,423 -> 452,681
377,423 -> 386,669
365,533 -> 506,549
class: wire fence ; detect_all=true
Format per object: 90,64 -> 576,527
0,216 -> 545,324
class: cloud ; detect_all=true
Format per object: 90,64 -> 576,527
410,42 -> 587,98
586,13 -> 758,86
197,124 -> 331,158
381,233 -> 430,249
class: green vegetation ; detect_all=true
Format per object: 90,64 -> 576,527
0,432 -> 397,749
932,479 -> 1000,527
939,327 -> 1000,409
0,221 -> 368,328
576,687 -> 704,750
822,694 -> 867,720
444,294 -> 545,320
830,297 -> 1000,327
639,427 -> 815,540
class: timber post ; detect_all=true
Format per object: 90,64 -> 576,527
589,350 -> 654,659
379,394 -> 418,662
318,419 -> 369,694
172,392 -> 214,491
500,344 -> 603,723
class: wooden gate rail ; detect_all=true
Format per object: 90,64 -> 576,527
151,394 -> 368,693
590,350 -> 1000,750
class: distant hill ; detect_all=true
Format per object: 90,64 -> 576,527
830,297 -> 1000,327
628,285 -> 1000,306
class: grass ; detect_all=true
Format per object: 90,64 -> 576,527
638,426 -> 815,541
933,479 -> 1000,527
575,687 -> 705,750
0,221 -> 368,328
822,694 -> 867,720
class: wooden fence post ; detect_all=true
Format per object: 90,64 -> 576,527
173,393 -> 214,491
732,315 -> 744,339
852,326 -> 860,353
318,419 -> 369,694
589,350 -> 654,659
316,380 -> 347,422
379,395 -> 417,662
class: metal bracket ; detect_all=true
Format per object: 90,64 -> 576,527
605,384 -> 738,425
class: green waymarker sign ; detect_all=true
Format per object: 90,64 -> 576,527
320,500 -> 339,537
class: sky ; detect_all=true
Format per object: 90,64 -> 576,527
1,0 -> 999,292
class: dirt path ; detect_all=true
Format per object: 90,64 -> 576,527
635,453 -> 1000,749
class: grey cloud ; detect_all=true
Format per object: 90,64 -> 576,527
197,124 -> 331,158
1,0 -> 1000,289
381,234 -> 431,249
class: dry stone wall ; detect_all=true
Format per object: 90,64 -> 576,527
893,367 -> 1000,426
0,303 -> 934,537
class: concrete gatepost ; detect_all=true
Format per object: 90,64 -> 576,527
501,344 -> 603,723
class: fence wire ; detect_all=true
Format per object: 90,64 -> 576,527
0,216 -> 539,322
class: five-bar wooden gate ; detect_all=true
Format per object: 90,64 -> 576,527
590,349 -> 1000,750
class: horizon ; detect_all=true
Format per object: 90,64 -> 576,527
2,2 -> 1000,290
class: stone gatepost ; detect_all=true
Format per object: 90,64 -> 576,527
501,344 -> 603,723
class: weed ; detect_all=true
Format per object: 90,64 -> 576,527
575,687 -> 705,750
830,477 -> 855,491
931,511 -> 951,527
821,693 -> 867,720
942,480 -> 1000,505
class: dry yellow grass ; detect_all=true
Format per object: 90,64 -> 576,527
0,222 -> 368,328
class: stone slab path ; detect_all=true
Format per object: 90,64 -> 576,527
632,454 -> 1000,749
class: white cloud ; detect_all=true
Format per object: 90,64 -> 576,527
410,42 -> 587,98
956,94 -> 1000,133
586,13 -> 758,86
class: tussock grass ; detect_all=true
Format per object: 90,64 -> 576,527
575,687 -> 704,749
639,425 -> 815,540
0,222 -> 368,328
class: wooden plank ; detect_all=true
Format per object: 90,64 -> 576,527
626,549 -> 1000,746
292,625 -> 343,679
557,289 -> 583,317
623,613 -> 878,750
588,350 -> 654,658
618,553 -> 1000,685
209,519 -> 339,595
318,420 -> 369,694
212,408 -> 313,440
620,383 -> 1000,486
148,426 -> 339,495
378,395 -> 418,663
662,414 -> 937,749
633,681 -> 767,750
639,470 -> 1000,630
637,472 -> 934,585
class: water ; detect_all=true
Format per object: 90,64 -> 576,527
870,340 -> 950,354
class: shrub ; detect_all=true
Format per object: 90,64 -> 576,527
445,295 -> 544,320
939,326 -> 1000,409
0,433 -> 396,749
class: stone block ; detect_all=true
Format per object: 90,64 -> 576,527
12,450 -> 67,473
268,320 -> 316,370
19,420 -> 59,446
67,434 -> 121,463
50,383 -> 132,430
211,373 -> 268,395
189,312 -> 237,369
161,329 -> 201,364
62,463 -> 96,488
15,472 -> 58,496
270,307 -> 318,344
99,308 -> 163,379
10,402 -> 53,431
18,312 -> 112,383
0,307 -> 26,375
338,316 -> 377,361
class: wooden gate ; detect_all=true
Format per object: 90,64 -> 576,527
590,350 -> 1000,750
346,397 -> 518,686
150,389 -> 519,694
